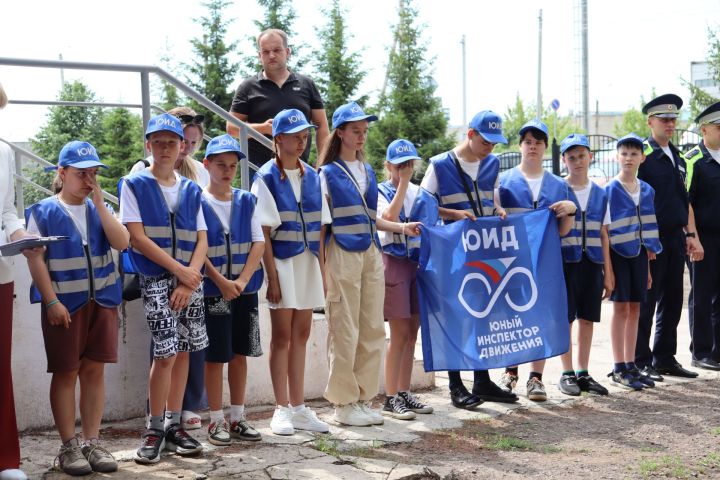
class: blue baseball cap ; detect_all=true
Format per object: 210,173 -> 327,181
386,139 -> 421,164
332,101 -> 378,130
469,110 -> 508,144
145,113 -> 184,139
205,134 -> 246,160
560,133 -> 590,155
519,119 -> 549,138
47,141 -> 108,171
272,109 -> 317,137
616,133 -> 644,150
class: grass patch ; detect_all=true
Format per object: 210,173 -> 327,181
638,456 -> 690,479
313,435 -> 340,457
699,452 -> 720,468
709,427 -> 720,436
485,435 -> 534,451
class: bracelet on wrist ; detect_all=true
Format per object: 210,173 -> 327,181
46,299 -> 59,308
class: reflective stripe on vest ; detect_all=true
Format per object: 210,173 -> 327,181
605,179 -> 663,258
255,160 -> 322,259
121,170 -> 201,276
322,160 -> 381,252
430,151 -> 499,219
202,188 -> 264,296
498,167 -> 569,212
407,187 -> 440,263
561,183 -> 607,264
378,181 -> 409,258
25,197 -> 121,313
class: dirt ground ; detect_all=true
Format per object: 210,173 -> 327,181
349,380 -> 720,480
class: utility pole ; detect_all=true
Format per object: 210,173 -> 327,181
59,53 -> 65,88
536,9 -> 543,120
581,0 -> 589,132
461,35 -> 467,126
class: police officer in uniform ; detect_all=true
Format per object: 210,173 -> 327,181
635,94 -> 703,380
685,101 -> 720,370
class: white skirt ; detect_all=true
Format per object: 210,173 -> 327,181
267,250 -> 325,310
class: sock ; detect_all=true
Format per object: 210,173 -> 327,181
61,436 -> 79,447
290,404 -> 305,412
83,437 -> 99,447
506,367 -> 519,376
576,370 -> 589,377
561,370 -> 576,377
149,415 -> 164,431
614,362 -> 627,373
529,372 -> 543,381
164,411 -> 181,430
209,410 -> 225,424
625,362 -> 637,371
230,404 -> 245,422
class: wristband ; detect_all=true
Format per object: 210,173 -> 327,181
46,299 -> 59,308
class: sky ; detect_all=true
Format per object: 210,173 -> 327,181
1,0 -> 719,142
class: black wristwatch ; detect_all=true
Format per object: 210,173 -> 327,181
685,232 -> 696,238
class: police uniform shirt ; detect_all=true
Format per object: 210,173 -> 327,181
688,142 -> 720,233
230,71 -> 324,166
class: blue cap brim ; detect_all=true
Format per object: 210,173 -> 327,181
46,161 -> 108,171
387,155 -> 420,164
479,132 -> 508,145
617,139 -> 644,149
207,149 -> 247,160
274,124 -> 318,137
519,126 -> 548,138
560,143 -> 590,155
335,114 -> 378,129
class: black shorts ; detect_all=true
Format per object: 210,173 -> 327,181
563,254 -> 604,323
610,248 -> 648,303
204,293 -> 262,363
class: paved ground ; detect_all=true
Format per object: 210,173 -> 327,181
17,296 -> 715,479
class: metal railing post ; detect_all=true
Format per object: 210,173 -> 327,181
239,127 -> 250,191
140,70 -> 151,141
14,153 -> 24,215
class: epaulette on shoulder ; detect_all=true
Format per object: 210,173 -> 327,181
683,146 -> 703,163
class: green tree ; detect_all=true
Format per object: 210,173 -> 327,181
313,0 -> 367,124
27,81 -> 106,205
157,39 -> 183,112
97,108 -> 144,196
685,27 -> 719,121
243,0 -> 306,74
366,0 -> 454,179
185,0 -> 240,137
613,91 -> 656,139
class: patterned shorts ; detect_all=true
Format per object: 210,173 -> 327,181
139,273 -> 209,359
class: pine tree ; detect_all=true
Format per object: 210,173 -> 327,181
243,0 -> 305,74
366,0 -> 454,178
27,81 -> 106,205
185,0 -> 240,137
314,0 -> 367,125
97,108 -> 144,196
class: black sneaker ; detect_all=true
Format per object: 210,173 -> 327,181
398,391 -> 434,414
134,428 -> 165,464
557,374 -> 581,396
576,375 -> 609,395
472,382 -> 519,403
608,371 -> 643,391
164,424 -> 202,456
230,418 -> 262,441
382,395 -> 416,420
629,368 -> 655,388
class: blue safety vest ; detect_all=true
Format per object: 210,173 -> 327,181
408,188 -> 440,262
322,160 -> 381,252
605,179 -> 663,258
26,197 -> 121,313
121,170 -> 202,276
430,151 -> 498,218
562,183 -> 607,264
202,189 -> 264,296
255,160 -> 322,259
498,167 -> 569,212
378,181 -> 409,258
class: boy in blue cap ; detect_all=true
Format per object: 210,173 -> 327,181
120,113 -> 209,464
25,141 -> 129,474
557,134 -> 612,396
605,134 -> 662,390
420,110 -> 518,408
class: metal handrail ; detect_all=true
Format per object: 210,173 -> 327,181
0,56 -> 271,194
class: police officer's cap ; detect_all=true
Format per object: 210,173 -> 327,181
695,101 -> 720,125
642,93 -> 683,118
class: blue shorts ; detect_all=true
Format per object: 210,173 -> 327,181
563,253 -> 604,323
610,248 -> 648,303
204,293 -> 262,363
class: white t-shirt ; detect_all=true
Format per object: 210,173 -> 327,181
130,155 -> 210,189
707,146 -> 720,164
570,183 -> 592,212
526,177 -> 543,202
201,190 -> 264,241
119,171 -> 207,230
320,159 -> 368,197
377,182 -> 419,246
661,145 -> 675,165
252,168 -> 332,230
27,197 -> 89,245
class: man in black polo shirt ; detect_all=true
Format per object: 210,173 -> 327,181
635,93 -> 704,380
227,28 -> 330,167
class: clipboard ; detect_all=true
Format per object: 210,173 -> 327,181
0,236 -> 70,257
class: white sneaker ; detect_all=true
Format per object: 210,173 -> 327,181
270,406 -> 295,435
333,403 -> 372,427
0,469 -> 28,480
358,402 -> 384,425
291,406 -> 330,433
